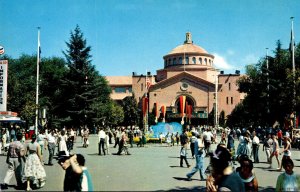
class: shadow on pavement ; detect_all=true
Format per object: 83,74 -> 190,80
258,186 -> 275,191
154,186 -> 206,192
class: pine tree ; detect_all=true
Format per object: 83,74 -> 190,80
61,25 -> 111,129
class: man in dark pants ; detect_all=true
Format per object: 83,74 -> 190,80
98,128 -> 106,155
252,131 -> 260,163
46,130 -> 56,165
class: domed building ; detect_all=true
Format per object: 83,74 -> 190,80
106,32 -> 245,127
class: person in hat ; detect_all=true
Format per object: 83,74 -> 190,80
206,144 -> 245,192
23,134 -> 46,190
1,132 -> 26,190
58,152 -> 83,191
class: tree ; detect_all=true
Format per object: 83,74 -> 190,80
122,95 -> 139,128
61,25 -> 111,128
229,40 -> 300,128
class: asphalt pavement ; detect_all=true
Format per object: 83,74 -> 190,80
1,135 -> 300,191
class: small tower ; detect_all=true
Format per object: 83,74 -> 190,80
184,32 -> 193,44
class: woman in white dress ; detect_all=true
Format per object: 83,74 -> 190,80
58,130 -> 69,156
23,134 -> 46,190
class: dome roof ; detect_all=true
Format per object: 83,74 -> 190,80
167,43 -> 208,55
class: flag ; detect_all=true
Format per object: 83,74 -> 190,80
179,96 -> 186,117
289,29 -> 295,52
38,29 -> 41,63
146,75 -> 151,90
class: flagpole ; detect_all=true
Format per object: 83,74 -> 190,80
35,27 -> 40,134
266,48 -> 270,123
291,17 -> 296,129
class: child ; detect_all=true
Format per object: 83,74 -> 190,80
180,146 -> 190,168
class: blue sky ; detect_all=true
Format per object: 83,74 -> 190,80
1,0 -> 299,76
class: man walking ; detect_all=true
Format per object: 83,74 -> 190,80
46,129 -> 56,165
252,131 -> 260,163
1,132 -> 26,190
98,128 -> 106,155
186,134 -> 205,180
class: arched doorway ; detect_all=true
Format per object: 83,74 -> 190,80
175,95 -> 195,113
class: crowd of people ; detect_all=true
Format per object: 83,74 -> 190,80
0,126 -> 93,191
1,123 -> 300,191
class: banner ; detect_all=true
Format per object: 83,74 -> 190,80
154,102 -> 159,123
179,96 -> 186,117
0,60 -> 8,111
161,105 -> 166,122
142,97 -> 148,117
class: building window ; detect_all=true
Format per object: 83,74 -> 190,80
173,58 -> 176,65
204,58 -> 207,65
115,87 -> 126,93
228,83 -> 231,91
168,59 -> 171,65
179,57 -> 182,64
185,57 -> 189,64
128,87 -> 132,93
231,97 -> 233,104
226,97 -> 228,104
199,57 -> 202,65
192,57 -> 196,64
141,83 -> 143,92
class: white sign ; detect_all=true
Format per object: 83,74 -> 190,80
0,60 -> 8,111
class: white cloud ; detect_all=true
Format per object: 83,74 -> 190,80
212,53 -> 233,70
227,50 -> 235,56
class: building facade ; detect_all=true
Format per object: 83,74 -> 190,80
106,32 -> 245,126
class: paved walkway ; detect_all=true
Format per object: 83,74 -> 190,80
1,135 -> 300,191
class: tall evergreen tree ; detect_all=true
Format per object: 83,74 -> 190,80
61,25 -> 111,128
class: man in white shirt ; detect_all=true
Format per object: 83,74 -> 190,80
98,128 -> 106,155
252,131 -> 260,163
46,129 -> 56,165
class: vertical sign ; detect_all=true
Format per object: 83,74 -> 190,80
0,60 -> 7,111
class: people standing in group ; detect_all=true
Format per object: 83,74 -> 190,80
269,133 -> 280,169
236,154 -> 258,191
276,158 -> 300,192
263,134 -> 273,163
46,129 -> 56,166
98,127 -> 106,156
186,134 -> 205,181
116,128 -> 131,155
278,134 -> 292,171
1,132 -> 26,190
252,131 -> 260,163
206,144 -> 245,192
23,134 -> 46,191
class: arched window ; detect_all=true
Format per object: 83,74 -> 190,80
185,57 -> 189,64
192,57 -> 196,64
199,57 -> 202,65
179,57 -> 182,64
173,58 -> 176,65
204,58 -> 207,65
